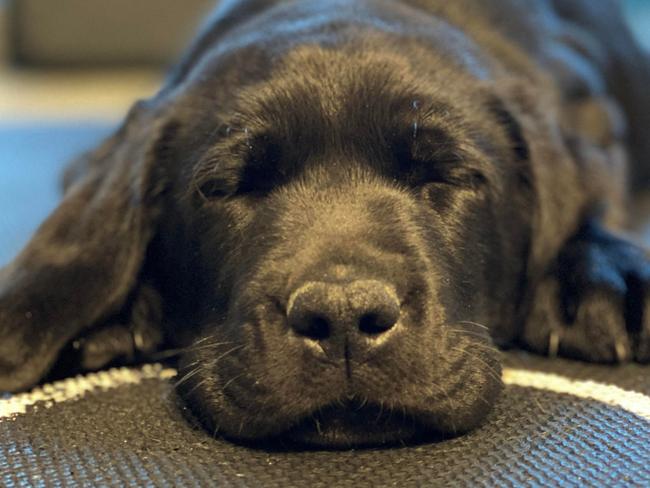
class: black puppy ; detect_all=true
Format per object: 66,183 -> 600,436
1,0 -> 649,447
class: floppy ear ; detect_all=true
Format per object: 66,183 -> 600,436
486,79 -> 594,276
0,101 -> 170,392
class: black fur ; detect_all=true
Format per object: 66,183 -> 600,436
1,0 -> 649,447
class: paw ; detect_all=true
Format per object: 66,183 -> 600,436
73,320 -> 164,371
48,283 -> 165,377
522,223 -> 650,363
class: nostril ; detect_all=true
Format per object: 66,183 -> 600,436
287,292 -> 332,340
358,310 -> 398,335
297,314 -> 331,340
287,282 -> 334,341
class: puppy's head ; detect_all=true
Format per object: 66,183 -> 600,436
162,44 -> 539,446
0,35 -> 552,446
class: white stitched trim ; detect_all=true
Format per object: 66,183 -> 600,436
0,364 -> 177,419
503,368 -> 650,421
1,365 -> 649,422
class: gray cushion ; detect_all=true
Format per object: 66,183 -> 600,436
2,352 -> 649,486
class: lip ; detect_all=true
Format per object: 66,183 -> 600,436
280,401 -> 435,448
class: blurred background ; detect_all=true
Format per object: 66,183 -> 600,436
0,0 -> 649,266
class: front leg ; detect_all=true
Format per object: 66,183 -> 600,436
521,221 -> 650,362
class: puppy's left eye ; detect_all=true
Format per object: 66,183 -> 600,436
396,149 -> 483,189
425,165 -> 488,190
394,128 -> 488,190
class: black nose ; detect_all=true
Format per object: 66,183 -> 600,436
286,280 -> 400,343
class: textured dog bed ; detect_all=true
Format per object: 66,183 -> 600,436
2,352 -> 649,487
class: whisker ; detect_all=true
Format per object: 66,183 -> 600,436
428,381 -> 457,432
174,366 -> 202,388
442,336 -> 501,354
191,335 -> 221,346
221,372 -> 246,391
355,396 -> 368,410
375,400 -> 385,424
457,320 -> 489,330
188,341 -> 237,353
451,347 -> 502,384
445,327 -> 493,342
183,378 -> 209,398
213,344 -> 247,362
174,345 -> 245,388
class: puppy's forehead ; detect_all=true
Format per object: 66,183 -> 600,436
255,46 -> 425,118
209,45 -> 479,147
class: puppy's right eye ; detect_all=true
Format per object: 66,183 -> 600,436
196,176 -> 235,199
235,137 -> 285,196
194,157 -> 240,200
194,130 -> 286,200
195,160 -> 284,200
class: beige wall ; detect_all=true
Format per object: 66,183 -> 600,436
11,0 -> 215,66
0,0 -> 9,63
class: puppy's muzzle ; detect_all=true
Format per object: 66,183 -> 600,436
286,279 -> 401,358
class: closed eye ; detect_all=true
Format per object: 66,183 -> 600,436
237,138 -> 285,195
391,125 -> 491,192
194,131 -> 287,200
393,126 -> 464,184
194,160 -> 240,199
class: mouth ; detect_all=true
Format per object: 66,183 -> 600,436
280,401 -> 438,448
